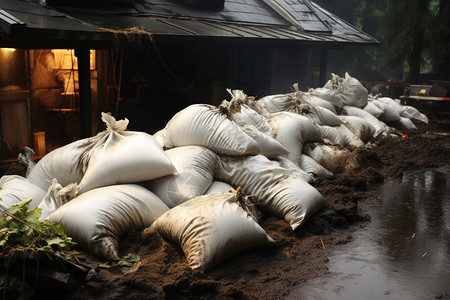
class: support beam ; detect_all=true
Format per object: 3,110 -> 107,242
75,48 -> 92,138
319,48 -> 328,87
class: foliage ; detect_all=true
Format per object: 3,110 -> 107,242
0,198 -> 78,261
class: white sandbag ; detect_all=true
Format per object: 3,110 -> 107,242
390,117 -> 418,131
76,113 -> 176,194
38,179 -> 78,221
204,181 -> 234,195
310,87 -> 344,109
371,98 -> 401,123
342,105 -> 388,138
303,143 -> 360,174
257,93 -> 301,114
339,115 -> 375,143
0,175 -> 46,211
324,73 -> 361,108
46,184 -> 169,261
299,153 -> 333,179
307,106 -> 342,126
161,104 -> 260,156
220,92 -> 289,158
143,146 -> 219,208
343,72 -> 368,108
17,146 -> 36,177
376,97 -> 405,115
153,128 -> 173,150
272,156 -> 315,183
320,124 -> 365,148
401,105 -> 429,123
266,112 -> 323,165
27,138 -> 93,192
152,191 -> 274,272
301,92 -> 338,114
363,100 -> 384,118
215,155 -> 325,230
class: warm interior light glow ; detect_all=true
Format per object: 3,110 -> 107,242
6,48 -> 15,52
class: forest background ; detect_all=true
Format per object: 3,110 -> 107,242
313,0 -> 450,84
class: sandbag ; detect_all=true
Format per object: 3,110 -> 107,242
389,117 -> 418,131
256,93 -> 301,114
152,191 -> 274,272
220,91 -> 289,158
310,87 -> 344,109
342,105 -> 388,138
204,181 -> 234,195
363,100 -> 384,118
76,113 -> 176,194
401,106 -> 429,124
371,98 -> 401,123
324,73 -> 361,108
160,104 -> 260,156
46,184 -> 169,261
299,153 -> 333,179
300,92 -> 338,114
339,115 -> 375,143
307,105 -> 342,126
143,146 -> 219,208
215,154 -> 325,230
38,179 -> 78,220
272,156 -> 315,183
343,72 -> 369,108
303,143 -> 360,174
17,146 -> 36,177
0,175 -> 46,211
319,124 -> 365,148
27,138 -> 92,192
266,112 -> 323,166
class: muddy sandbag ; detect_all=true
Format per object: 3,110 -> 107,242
306,105 -> 342,126
363,100 -> 384,118
0,175 -> 46,211
204,181 -> 234,195
371,98 -> 401,123
159,104 -> 260,156
299,153 -> 333,179
46,184 -> 169,261
339,115 -> 375,143
256,93 -> 300,114
303,143 -> 360,174
389,117 -> 418,131
266,112 -> 323,166
76,113 -> 176,194
342,72 -> 369,108
319,124 -> 365,148
152,191 -> 275,272
272,156 -> 315,183
401,105 -> 429,124
300,91 -> 338,114
324,73 -> 361,108
342,105 -> 388,138
310,87 -> 344,110
38,179 -> 78,220
220,91 -> 289,158
27,138 -> 92,192
215,154 -> 325,230
143,146 -> 219,208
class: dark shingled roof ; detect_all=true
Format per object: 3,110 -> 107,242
0,0 -> 378,49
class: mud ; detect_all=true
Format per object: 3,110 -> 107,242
3,119 -> 450,300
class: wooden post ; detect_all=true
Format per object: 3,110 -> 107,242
75,48 -> 92,138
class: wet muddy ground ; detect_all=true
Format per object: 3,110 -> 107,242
2,119 -> 449,300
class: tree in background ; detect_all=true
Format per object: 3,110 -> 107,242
312,0 -> 450,83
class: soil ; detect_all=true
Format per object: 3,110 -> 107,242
2,118 -> 450,300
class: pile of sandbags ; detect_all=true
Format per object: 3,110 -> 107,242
1,72 -> 426,272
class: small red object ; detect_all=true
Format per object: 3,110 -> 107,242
402,134 -> 408,139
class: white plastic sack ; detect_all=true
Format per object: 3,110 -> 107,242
266,111 -> 323,165
401,105 -> 429,123
215,154 -> 325,230
310,87 -> 344,109
257,93 -> 300,114
343,72 -> 368,108
38,179 -> 78,221
0,175 -> 46,211
339,115 -> 375,143
303,143 -> 360,174
272,156 -> 315,183
320,124 -> 365,148
204,181 -> 234,195
324,73 -> 361,108
307,106 -> 342,126
152,192 -> 275,271
390,117 -> 418,131
18,146 -> 36,177
27,138 -> 92,192
46,184 -> 169,261
144,146 -> 219,208
363,100 -> 384,118
161,104 -> 260,156
301,92 -> 338,114
342,105 -> 388,138
372,98 -> 401,123
299,153 -> 333,179
76,113 -> 176,194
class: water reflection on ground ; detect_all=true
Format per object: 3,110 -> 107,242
289,167 -> 450,300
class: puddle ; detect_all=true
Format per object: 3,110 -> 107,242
288,167 -> 450,300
